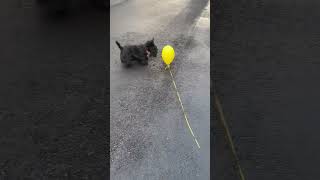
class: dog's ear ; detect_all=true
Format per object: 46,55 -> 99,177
146,39 -> 154,46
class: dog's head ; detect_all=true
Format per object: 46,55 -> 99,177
145,38 -> 158,57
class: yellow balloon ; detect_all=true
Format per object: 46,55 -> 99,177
162,45 -> 175,65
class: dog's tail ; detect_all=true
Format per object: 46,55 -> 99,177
115,41 -> 123,50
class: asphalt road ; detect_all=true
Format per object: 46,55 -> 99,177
213,0 -> 320,179
110,0 -> 210,179
0,1 -> 107,179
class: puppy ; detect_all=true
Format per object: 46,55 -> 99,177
115,38 -> 158,67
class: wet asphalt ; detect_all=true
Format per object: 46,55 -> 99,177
213,0 -> 320,179
110,0 -> 210,179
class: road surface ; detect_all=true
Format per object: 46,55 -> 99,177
0,1 -> 107,179
110,0 -> 210,179
213,0 -> 320,179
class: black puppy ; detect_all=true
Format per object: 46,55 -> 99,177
115,38 -> 158,66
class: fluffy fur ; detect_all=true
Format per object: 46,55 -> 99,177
115,38 -> 158,67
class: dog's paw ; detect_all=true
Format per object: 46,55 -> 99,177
141,61 -> 148,65
123,65 -> 132,68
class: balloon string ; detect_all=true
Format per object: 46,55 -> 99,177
167,66 -> 200,149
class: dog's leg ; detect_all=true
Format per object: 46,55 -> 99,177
121,56 -> 132,66
133,54 -> 149,65
124,63 -> 132,68
140,59 -> 148,65
141,58 -> 148,65
124,59 -> 134,66
131,54 -> 147,65
134,56 -> 148,65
